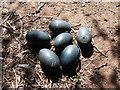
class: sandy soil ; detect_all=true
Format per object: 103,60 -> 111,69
1,2 -> 120,89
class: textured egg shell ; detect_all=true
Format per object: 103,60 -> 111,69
38,49 -> 60,68
49,19 -> 71,34
77,27 -> 92,44
54,33 -> 73,48
60,45 -> 80,66
26,30 -> 50,45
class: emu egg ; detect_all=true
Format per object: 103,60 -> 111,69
54,33 -> 73,48
60,45 -> 80,66
26,30 -> 50,45
77,27 -> 92,44
49,19 -> 71,34
38,49 -> 60,68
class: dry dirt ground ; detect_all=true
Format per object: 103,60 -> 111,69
1,2 -> 120,89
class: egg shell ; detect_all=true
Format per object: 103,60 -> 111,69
77,27 -> 92,44
26,30 -> 50,46
49,19 -> 71,34
60,45 -> 80,66
38,49 -> 60,68
54,33 -> 73,48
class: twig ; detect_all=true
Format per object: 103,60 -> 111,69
11,82 -> 15,88
107,27 -> 118,30
94,63 -> 108,70
85,59 -> 93,68
65,83 -> 69,88
30,16 -> 41,22
31,84 -> 41,87
94,45 -> 107,58
31,2 -> 46,15
13,69 -> 18,88
117,69 -> 120,73
3,76 -> 9,84
30,16 -> 53,22
0,57 -> 3,60
0,24 -> 13,30
0,11 -> 14,25
34,73 -> 42,85
92,39 -> 108,58
84,54 -> 101,69
4,59 -> 20,69
71,23 -> 81,28
92,54 -> 101,61
17,84 -> 41,88
104,49 -> 118,55
16,50 -> 29,57
70,28 -> 77,33
17,13 -> 23,34
92,34 -> 99,38
12,16 -> 24,22
57,8 -> 64,16
13,2 -> 46,22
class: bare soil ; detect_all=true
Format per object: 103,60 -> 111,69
1,2 -> 120,89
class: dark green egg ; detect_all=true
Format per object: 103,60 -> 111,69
77,27 -> 92,45
49,19 -> 71,34
60,45 -> 80,66
38,49 -> 60,69
26,30 -> 50,46
54,33 -> 73,48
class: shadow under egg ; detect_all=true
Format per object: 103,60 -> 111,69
61,59 -> 81,77
78,43 -> 93,58
54,42 -> 73,57
27,42 -> 51,53
40,64 -> 62,83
